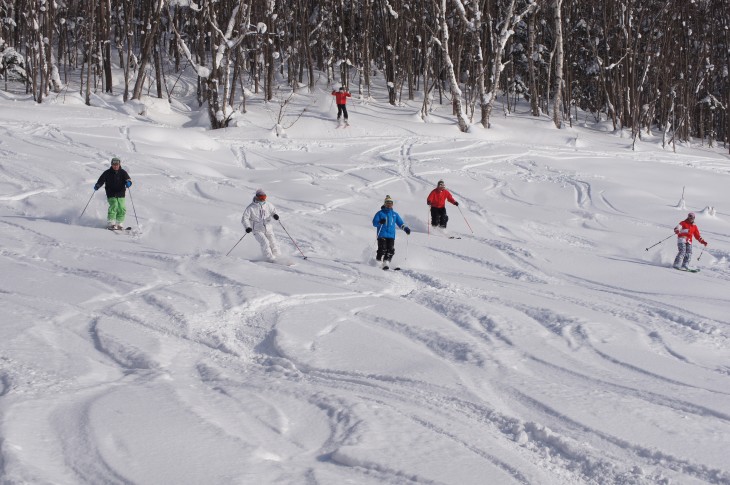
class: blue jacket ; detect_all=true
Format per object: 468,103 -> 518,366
372,206 -> 406,239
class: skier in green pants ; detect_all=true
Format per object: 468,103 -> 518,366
94,157 -> 132,229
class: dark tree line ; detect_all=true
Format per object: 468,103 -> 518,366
1,0 -> 728,151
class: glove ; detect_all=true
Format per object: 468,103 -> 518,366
427,202 -> 431,206
245,227 -> 252,233
379,219 -> 386,224
125,180 -> 132,188
93,184 -> 99,191
404,227 -> 411,235
702,241 -> 708,246
454,201 -> 459,206
273,214 -> 279,220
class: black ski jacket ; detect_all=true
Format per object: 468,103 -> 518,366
95,167 -> 131,198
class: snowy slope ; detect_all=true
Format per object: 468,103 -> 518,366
1,85 -> 729,485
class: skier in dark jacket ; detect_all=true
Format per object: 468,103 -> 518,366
94,157 -> 132,229
372,195 -> 410,266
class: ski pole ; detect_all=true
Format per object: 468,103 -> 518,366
645,234 -> 674,251
374,223 -> 384,257
457,206 -> 474,234
427,210 -> 430,237
404,231 -> 410,265
127,186 -> 140,228
79,190 -> 97,219
226,232 -> 249,256
697,245 -> 706,261
278,219 -> 307,259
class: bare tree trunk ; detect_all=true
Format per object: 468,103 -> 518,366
132,0 -> 164,100
154,44 -> 163,98
362,0 -> 372,97
552,0 -> 564,128
100,0 -> 113,93
305,5 -> 315,89
436,0 -> 468,131
36,6 -> 46,103
121,0 -> 133,102
483,0 -> 537,128
85,0 -> 96,106
528,5 -> 540,116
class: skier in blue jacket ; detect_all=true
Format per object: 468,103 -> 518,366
372,195 -> 410,265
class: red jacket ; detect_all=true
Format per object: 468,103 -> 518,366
427,188 -> 456,208
675,220 -> 706,244
332,90 -> 351,104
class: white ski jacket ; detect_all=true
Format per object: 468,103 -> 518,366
242,199 -> 278,233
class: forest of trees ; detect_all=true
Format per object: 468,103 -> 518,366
0,0 -> 728,152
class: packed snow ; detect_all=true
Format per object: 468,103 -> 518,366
1,82 -> 729,485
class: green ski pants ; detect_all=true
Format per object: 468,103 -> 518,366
107,197 -> 126,223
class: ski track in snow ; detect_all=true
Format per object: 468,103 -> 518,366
1,92 -> 730,485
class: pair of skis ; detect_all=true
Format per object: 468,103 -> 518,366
429,227 -> 461,239
674,266 -> 700,273
107,226 -> 136,236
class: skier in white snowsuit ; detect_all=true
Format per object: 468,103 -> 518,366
241,189 -> 281,261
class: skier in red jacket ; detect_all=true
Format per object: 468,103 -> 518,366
426,180 -> 458,228
331,86 -> 351,122
673,212 -> 707,269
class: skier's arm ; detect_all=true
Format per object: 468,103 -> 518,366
94,172 -> 106,190
446,191 -> 457,204
121,169 -> 132,187
266,203 -> 278,221
695,228 -> 707,245
397,216 -> 410,234
242,208 -> 253,231
373,212 -> 383,228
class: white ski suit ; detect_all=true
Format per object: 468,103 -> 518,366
241,198 -> 281,260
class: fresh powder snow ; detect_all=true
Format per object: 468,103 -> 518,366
0,83 -> 729,485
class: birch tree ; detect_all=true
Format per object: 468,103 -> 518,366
483,0 -> 537,128
172,1 -> 251,128
552,0 -> 564,128
433,0 -> 468,131
131,0 -> 164,100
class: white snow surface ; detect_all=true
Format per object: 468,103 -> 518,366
1,84 -> 729,485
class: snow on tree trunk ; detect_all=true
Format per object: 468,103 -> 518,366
552,0 -> 564,129
132,0 -> 164,101
483,0 -> 536,129
438,0 -> 469,132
